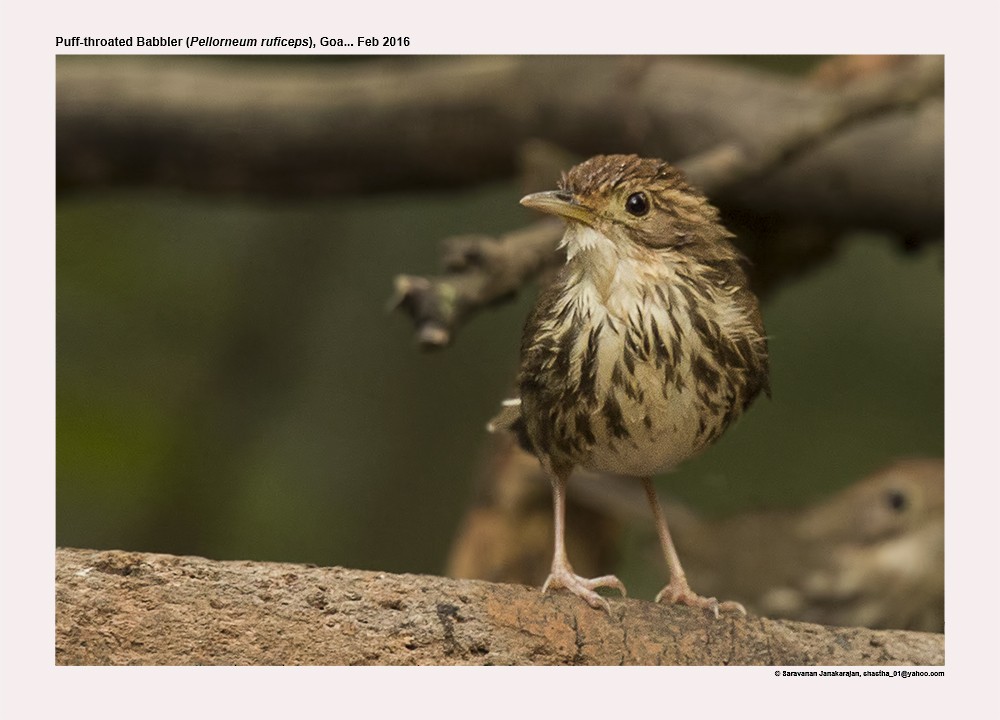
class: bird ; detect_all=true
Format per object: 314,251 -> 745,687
490,154 -> 769,614
714,457 -> 942,631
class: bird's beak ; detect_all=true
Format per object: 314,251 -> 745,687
520,191 -> 596,225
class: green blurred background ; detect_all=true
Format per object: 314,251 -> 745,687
56,57 -> 943,587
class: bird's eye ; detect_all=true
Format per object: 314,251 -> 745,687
625,192 -> 650,217
885,489 -> 908,512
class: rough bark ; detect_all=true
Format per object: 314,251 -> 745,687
56,547 -> 943,666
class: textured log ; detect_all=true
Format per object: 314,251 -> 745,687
56,548 -> 943,666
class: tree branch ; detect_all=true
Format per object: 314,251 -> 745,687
390,219 -> 564,347
56,547 -> 943,666
679,55 -> 943,195
58,56 -> 942,238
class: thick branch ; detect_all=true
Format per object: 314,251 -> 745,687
57,56 -> 942,238
680,55 -> 942,195
56,548 -> 943,666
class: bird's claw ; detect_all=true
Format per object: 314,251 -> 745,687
655,581 -> 746,618
542,570 -> 627,612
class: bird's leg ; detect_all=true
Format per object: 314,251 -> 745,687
642,477 -> 746,618
540,462 -> 626,612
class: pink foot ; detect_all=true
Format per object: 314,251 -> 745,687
655,580 -> 746,618
542,569 -> 627,613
